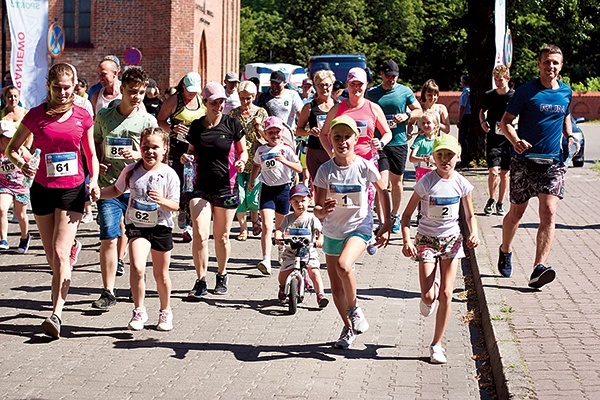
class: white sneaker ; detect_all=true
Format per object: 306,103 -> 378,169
257,258 -> 272,275
127,308 -> 148,331
333,326 -> 355,349
156,309 -> 173,331
419,299 -> 438,317
81,212 -> 94,224
430,344 -> 447,364
347,305 -> 369,334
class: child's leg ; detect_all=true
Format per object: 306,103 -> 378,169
14,199 -> 29,238
432,258 -> 458,345
418,260 -> 438,306
151,248 -> 172,311
0,194 -> 12,240
278,268 -> 292,287
260,208 -> 275,259
118,218 -> 128,261
325,254 -> 349,324
307,265 -> 325,294
336,236 -> 366,309
128,237 -> 151,309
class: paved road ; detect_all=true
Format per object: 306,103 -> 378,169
466,122 -> 600,399
0,180 -> 489,398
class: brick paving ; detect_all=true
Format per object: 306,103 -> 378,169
0,179 -> 489,399
465,163 -> 600,400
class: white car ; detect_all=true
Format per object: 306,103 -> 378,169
242,62 -> 308,93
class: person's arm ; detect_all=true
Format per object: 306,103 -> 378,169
400,192 -> 421,258
479,109 -> 490,133
156,95 -> 176,133
319,103 -> 340,157
90,91 -> 99,115
438,104 -> 451,134
6,124 -> 33,173
563,114 -> 580,155
408,146 -> 428,164
406,100 -> 423,124
100,184 -> 123,200
313,186 -> 336,220
82,125 -> 100,201
276,148 -> 302,173
234,136 -> 248,173
147,190 -> 179,212
500,111 -> 531,154
462,191 -> 479,249
295,102 -> 312,137
248,161 -> 260,192
372,103 -> 392,148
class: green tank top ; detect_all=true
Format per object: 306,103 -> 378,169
171,93 -> 206,129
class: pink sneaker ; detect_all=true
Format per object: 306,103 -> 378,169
70,240 -> 82,268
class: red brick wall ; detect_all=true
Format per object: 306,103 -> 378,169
4,0 -> 240,95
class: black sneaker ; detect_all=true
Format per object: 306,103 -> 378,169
528,264 -> 556,289
41,313 -> 61,339
116,259 -> 125,276
17,233 -> 31,254
498,246 -> 513,278
484,198 -> 496,215
496,202 -> 506,216
214,273 -> 228,295
187,279 -> 208,300
91,289 -> 117,309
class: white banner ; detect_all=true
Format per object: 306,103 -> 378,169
494,0 -> 506,67
6,0 -> 49,109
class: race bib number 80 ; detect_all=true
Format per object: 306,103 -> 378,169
46,152 -> 77,178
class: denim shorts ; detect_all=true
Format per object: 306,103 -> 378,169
97,194 -> 129,240
322,232 -> 371,256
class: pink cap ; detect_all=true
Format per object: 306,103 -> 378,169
264,116 -> 284,131
201,81 -> 226,101
347,67 -> 367,83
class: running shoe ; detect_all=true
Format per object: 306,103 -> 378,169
70,240 -> 82,268
347,305 -> 369,334
528,264 -> 556,289
128,308 -> 148,331
187,279 -> 208,300
18,233 -> 31,254
156,309 -> 173,331
214,273 -> 228,295
333,326 -> 355,349
498,246 -> 513,278
91,289 -> 117,309
430,344 -> 447,364
484,198 -> 496,215
41,314 -> 61,339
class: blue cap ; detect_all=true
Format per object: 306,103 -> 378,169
289,183 -> 310,199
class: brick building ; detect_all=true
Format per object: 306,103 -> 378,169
4,0 -> 240,93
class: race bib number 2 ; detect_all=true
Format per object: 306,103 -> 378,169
45,152 -> 77,178
427,196 -> 460,220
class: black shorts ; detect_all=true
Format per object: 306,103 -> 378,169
383,144 -> 408,176
376,149 -> 389,172
259,183 -> 291,214
125,224 -> 174,252
30,182 -> 86,216
486,141 -> 511,170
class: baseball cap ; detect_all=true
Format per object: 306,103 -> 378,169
270,70 -> 286,83
432,134 -> 461,155
329,115 -> 358,134
346,67 -> 367,83
264,116 -> 284,131
380,60 -> 399,76
183,72 -> 202,92
225,72 -> 240,82
102,54 -> 120,67
289,183 -> 311,199
302,79 -> 313,86
201,81 -> 226,101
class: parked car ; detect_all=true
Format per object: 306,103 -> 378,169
562,116 -> 586,167
242,63 -> 308,93
307,54 -> 372,83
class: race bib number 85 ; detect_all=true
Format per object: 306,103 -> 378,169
105,137 -> 133,160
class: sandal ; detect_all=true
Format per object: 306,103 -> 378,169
252,216 -> 262,236
236,230 -> 248,241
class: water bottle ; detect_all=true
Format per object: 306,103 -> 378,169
22,148 -> 41,188
183,160 -> 195,192
565,141 -> 578,168
370,138 -> 380,161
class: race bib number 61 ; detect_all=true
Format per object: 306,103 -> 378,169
46,152 -> 77,178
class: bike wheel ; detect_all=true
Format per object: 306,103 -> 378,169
289,276 -> 299,315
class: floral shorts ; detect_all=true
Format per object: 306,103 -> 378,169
509,157 -> 566,204
414,232 -> 465,263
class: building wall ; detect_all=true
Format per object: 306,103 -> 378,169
4,0 -> 240,94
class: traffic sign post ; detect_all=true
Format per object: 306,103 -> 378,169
124,47 -> 142,66
47,23 -> 65,59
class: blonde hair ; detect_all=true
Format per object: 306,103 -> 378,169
421,109 -> 440,136
45,63 -> 77,116
124,127 -> 170,189
313,70 -> 336,87
238,80 -> 257,95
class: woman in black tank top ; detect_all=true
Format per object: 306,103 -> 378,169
295,70 -> 337,185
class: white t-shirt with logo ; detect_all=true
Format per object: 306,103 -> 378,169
313,157 -> 380,239
254,143 -> 298,186
223,90 -> 241,115
115,163 -> 180,228
279,212 -> 322,268
413,170 -> 473,237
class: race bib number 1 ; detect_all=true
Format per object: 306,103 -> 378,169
128,199 -> 159,227
329,183 -> 362,208
105,137 -> 133,159
45,152 -> 77,178
427,196 -> 460,220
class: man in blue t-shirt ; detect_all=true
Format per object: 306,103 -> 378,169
367,60 -> 422,233
497,44 -> 578,289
